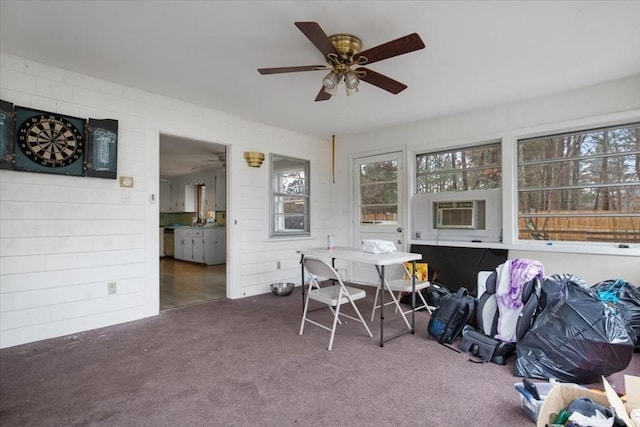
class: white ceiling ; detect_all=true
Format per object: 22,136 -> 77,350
159,134 -> 226,178
2,1 -> 640,176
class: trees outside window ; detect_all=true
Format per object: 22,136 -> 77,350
270,154 -> 310,237
359,159 -> 398,224
517,123 -> 640,243
416,142 -> 501,193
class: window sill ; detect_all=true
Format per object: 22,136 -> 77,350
409,239 -> 640,257
266,235 -> 314,242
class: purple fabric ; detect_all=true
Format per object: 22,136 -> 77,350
497,258 -> 544,310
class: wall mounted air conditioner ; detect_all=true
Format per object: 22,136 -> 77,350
435,200 -> 485,229
411,189 -> 501,243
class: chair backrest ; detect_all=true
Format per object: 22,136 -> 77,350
475,270 -> 542,341
303,257 -> 340,283
402,262 -> 428,282
476,271 -> 500,336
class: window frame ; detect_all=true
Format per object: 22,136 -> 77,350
415,141 -> 502,194
269,153 -> 310,237
515,121 -> 640,245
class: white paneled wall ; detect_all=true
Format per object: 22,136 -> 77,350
0,53 -> 331,348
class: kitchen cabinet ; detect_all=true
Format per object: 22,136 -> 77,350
159,178 -> 197,212
174,227 -> 225,265
174,228 -> 191,260
160,227 -> 165,257
175,228 -> 196,261
160,181 -> 172,212
204,227 -> 226,265
183,184 -> 196,212
173,182 -> 196,212
191,229 -> 205,263
174,228 -> 205,263
215,169 -> 226,210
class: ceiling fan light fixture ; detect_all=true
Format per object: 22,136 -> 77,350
322,70 -> 341,96
345,84 -> 359,96
344,70 -> 359,89
322,70 -> 339,89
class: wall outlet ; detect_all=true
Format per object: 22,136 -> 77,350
108,282 -> 117,294
276,261 -> 281,270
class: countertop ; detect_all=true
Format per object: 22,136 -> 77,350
162,225 -> 225,229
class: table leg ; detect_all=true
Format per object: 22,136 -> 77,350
378,265 -> 385,347
376,262 -> 415,346
411,260 -> 416,334
299,254 -> 305,311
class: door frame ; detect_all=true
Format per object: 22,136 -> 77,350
348,147 -> 409,283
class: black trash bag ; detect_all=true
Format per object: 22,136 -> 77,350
514,280 -> 635,383
539,273 -> 588,311
592,279 -> 640,351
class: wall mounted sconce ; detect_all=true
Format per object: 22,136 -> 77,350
244,151 -> 265,167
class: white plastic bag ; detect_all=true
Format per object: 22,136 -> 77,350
362,239 -> 397,254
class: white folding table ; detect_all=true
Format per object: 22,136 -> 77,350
298,247 -> 422,347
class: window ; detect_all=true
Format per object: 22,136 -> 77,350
517,122 -> 640,243
416,142 -> 501,193
270,154 -> 310,237
195,183 -> 206,224
358,157 -> 398,225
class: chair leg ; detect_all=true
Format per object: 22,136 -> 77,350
327,303 -> 341,351
381,282 -> 411,329
371,284 -> 411,329
401,289 -> 433,315
418,291 -> 433,314
299,285 -> 314,335
347,295 -> 373,338
370,284 -> 381,322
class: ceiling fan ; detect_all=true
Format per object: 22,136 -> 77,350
258,22 -> 425,101
191,153 -> 226,171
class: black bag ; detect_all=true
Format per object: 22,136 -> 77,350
425,282 -> 451,308
399,281 -> 450,310
427,287 -> 475,344
459,326 -> 515,365
514,281 -> 635,383
592,279 -> 640,351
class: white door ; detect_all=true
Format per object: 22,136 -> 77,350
352,151 -> 406,284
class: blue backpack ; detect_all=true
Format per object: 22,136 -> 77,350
427,287 -> 475,344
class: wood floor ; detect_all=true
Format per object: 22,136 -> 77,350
159,257 -> 226,310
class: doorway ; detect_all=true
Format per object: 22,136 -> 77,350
159,134 -> 228,310
352,151 -> 406,283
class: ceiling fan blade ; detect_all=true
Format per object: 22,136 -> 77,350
295,22 -> 339,58
258,65 -> 329,75
354,33 -> 425,66
314,86 -> 332,102
356,67 -> 407,94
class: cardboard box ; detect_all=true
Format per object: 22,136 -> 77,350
536,375 -> 639,427
604,375 -> 640,427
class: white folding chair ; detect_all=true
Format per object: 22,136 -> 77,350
300,256 -> 373,351
370,262 -> 434,327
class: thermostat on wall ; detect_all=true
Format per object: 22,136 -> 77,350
119,176 -> 134,188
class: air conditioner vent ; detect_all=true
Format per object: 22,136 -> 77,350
434,200 -> 485,229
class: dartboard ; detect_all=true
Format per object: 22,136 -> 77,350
17,113 -> 84,167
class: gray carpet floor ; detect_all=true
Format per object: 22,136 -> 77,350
1,287 -> 638,426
